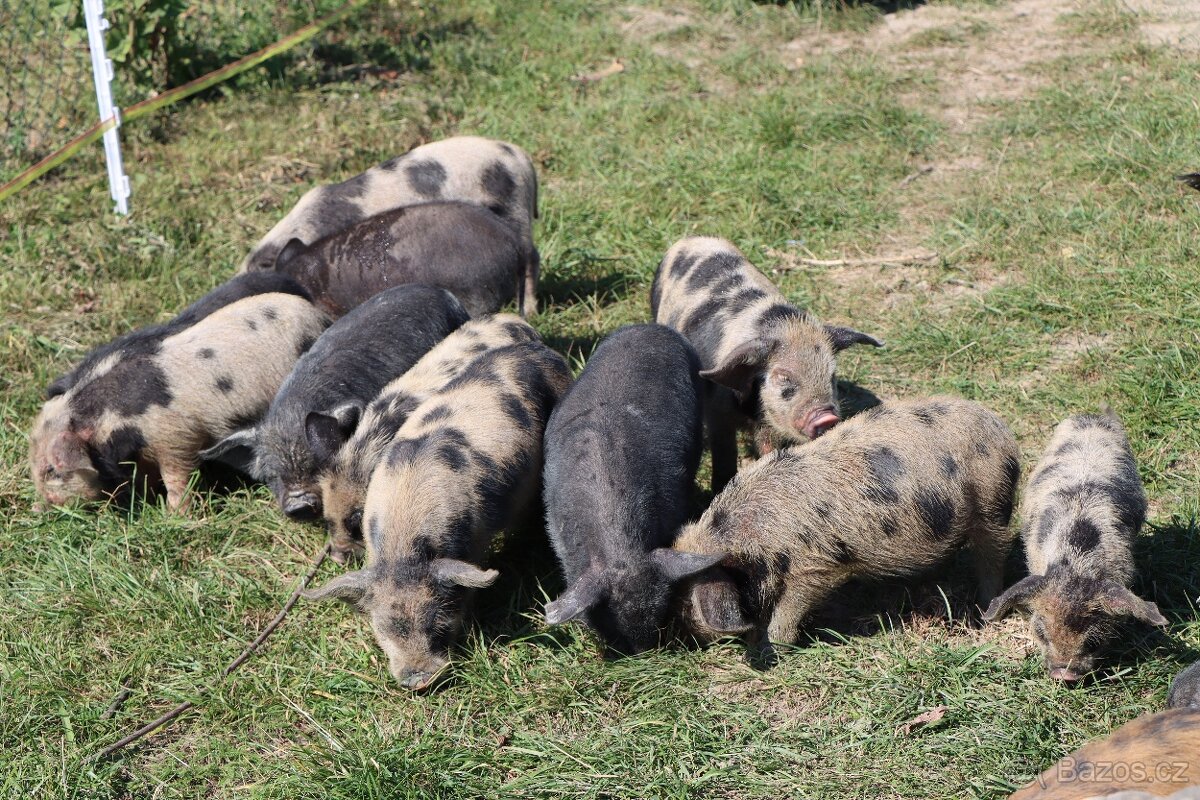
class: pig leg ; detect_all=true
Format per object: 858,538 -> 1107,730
968,521 -> 1012,610
707,388 -> 739,493
159,457 -> 196,512
765,583 -> 820,645
519,249 -> 540,317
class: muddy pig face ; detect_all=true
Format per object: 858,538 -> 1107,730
701,317 -> 882,442
305,557 -> 498,690
985,571 -> 1167,682
29,398 -> 104,506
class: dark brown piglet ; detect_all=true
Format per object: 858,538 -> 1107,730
271,201 -> 534,318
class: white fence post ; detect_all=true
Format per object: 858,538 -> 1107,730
83,0 -> 131,215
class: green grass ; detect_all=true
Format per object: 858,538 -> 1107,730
2,0 -> 1199,797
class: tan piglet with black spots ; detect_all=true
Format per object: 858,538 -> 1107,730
30,293 -> 328,510
316,314 -> 540,561
305,340 -> 571,690
667,396 -> 1021,648
984,408 -> 1166,682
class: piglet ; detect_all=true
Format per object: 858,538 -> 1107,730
241,136 -> 539,312
318,313 -> 540,560
542,324 -> 713,653
270,201 -> 535,318
30,293 -> 328,510
984,409 -> 1166,682
46,272 -> 309,398
200,284 -> 469,520
652,236 -> 882,490
665,396 -> 1020,646
304,341 -> 571,689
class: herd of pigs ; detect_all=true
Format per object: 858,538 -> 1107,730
26,135 -> 1200,796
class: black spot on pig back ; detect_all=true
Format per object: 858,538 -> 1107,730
500,395 -> 532,430
405,159 -> 448,198
758,303 -> 802,330
1067,518 -> 1102,551
687,253 -> 742,292
482,162 -> 516,214
915,488 -> 956,540
419,404 -> 453,425
215,376 -> 235,394
862,446 -> 904,504
725,288 -> 767,316
939,455 -> 959,478
668,251 -> 700,280
69,357 -> 173,420
314,174 -> 369,233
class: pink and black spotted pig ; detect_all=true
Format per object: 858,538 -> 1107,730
30,293 -> 328,510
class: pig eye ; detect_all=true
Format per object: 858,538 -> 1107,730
1032,618 -> 1048,642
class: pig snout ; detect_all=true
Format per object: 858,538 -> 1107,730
1049,665 -> 1083,684
394,659 -> 449,691
799,406 -> 840,439
282,490 -> 321,520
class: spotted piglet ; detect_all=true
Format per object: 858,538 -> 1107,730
542,324 -> 714,654
46,272 -> 309,399
652,236 -> 882,490
200,285 -> 469,520
30,293 -> 328,510
304,341 -> 571,689
271,201 -> 534,318
984,409 -> 1166,682
242,136 -> 540,313
317,314 -> 540,561
666,397 -> 1020,648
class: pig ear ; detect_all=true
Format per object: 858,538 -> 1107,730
544,572 -> 604,626
981,575 -> 1046,621
824,325 -> 884,353
274,238 -> 308,269
1100,583 -> 1169,627
305,403 -> 362,463
430,558 -> 499,589
303,568 -> 373,607
691,570 -> 753,635
650,548 -> 725,582
199,428 -> 260,475
699,339 -> 774,397
46,375 -> 71,398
